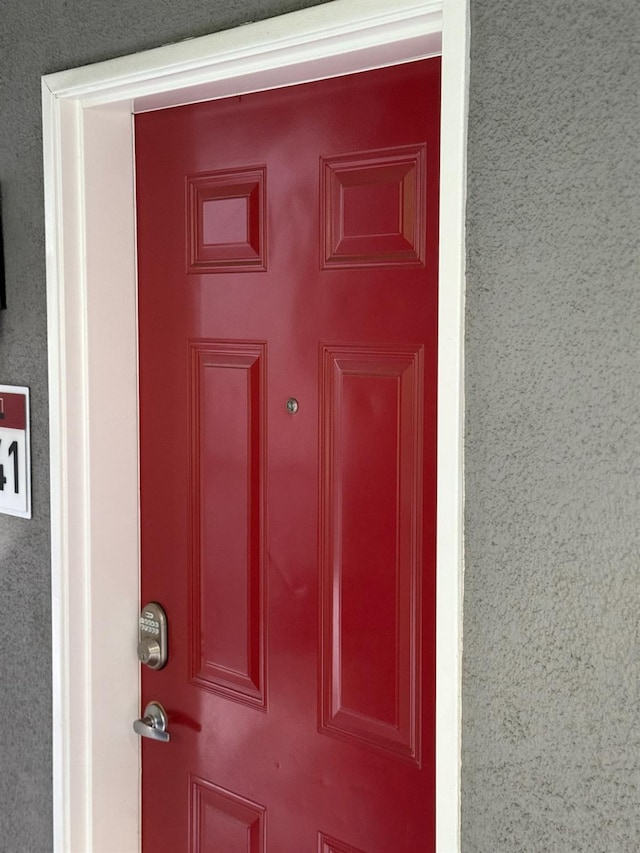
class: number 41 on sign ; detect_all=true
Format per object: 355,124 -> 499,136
0,386 -> 31,518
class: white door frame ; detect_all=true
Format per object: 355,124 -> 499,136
43,1 -> 467,850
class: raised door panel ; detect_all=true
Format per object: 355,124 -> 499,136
320,345 -> 424,762
190,776 -> 266,853
190,342 -> 266,707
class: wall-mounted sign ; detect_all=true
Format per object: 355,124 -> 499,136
0,385 -> 31,518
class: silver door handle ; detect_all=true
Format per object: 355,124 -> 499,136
133,701 -> 170,742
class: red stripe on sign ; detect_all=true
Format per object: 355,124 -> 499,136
0,393 -> 27,430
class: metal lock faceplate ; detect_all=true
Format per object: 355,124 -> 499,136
138,602 -> 168,670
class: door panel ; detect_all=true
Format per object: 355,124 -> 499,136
320,345 -> 424,761
136,58 -> 439,852
190,341 -> 266,707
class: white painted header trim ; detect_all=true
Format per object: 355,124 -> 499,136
44,0 -> 442,110
43,1 -> 466,850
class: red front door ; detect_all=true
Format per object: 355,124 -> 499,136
136,58 -> 440,852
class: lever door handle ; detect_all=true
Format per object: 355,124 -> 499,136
133,701 -> 170,742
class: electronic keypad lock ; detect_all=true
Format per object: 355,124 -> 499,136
138,602 -> 168,670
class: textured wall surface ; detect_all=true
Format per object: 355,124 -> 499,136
463,0 -> 640,850
0,1 -> 330,849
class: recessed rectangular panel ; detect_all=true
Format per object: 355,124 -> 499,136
340,371 -> 398,726
190,776 -> 266,853
202,197 -> 249,245
318,832 -> 364,853
321,145 -> 426,269
190,341 -> 266,707
318,832 -> 366,853
342,182 -> 400,238
320,345 -> 424,762
187,167 -> 266,272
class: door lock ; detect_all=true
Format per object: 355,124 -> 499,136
138,602 -> 168,669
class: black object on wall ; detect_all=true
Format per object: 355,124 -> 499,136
0,192 -> 5,310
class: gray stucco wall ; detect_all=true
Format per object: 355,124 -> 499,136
463,0 -> 640,850
1,0 -> 639,850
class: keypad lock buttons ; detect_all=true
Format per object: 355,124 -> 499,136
138,602 -> 168,670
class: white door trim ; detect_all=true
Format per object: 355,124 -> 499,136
43,1 -> 467,850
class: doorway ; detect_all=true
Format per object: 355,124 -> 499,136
43,1 -> 466,849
